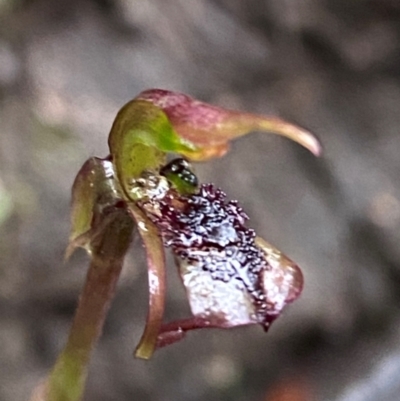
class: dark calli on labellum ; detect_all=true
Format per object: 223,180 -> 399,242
133,159 -> 303,351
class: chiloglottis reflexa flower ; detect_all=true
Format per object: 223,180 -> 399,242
69,89 -> 321,360
131,159 -> 303,357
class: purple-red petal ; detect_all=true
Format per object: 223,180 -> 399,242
129,203 -> 166,359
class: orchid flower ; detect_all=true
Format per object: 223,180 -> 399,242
105,89 -> 319,359
33,89 -> 320,401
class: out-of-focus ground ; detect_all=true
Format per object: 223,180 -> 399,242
1,1 -> 400,400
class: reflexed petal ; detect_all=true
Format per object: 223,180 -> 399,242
129,203 -> 166,360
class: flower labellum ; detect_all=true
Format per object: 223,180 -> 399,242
134,159 -> 303,352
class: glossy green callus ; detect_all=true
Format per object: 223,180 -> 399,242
160,158 -> 199,195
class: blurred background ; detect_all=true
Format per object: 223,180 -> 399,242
1,1 -> 400,400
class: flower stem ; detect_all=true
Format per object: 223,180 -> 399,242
49,258 -> 123,400
31,208 -> 134,401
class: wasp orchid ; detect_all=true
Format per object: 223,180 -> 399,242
33,89 -> 320,401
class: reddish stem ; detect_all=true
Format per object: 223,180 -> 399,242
31,209 -> 134,401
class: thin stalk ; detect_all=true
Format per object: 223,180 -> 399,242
48,258 -> 123,401
31,208 -> 134,401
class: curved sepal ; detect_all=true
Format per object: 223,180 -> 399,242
136,89 -> 321,160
